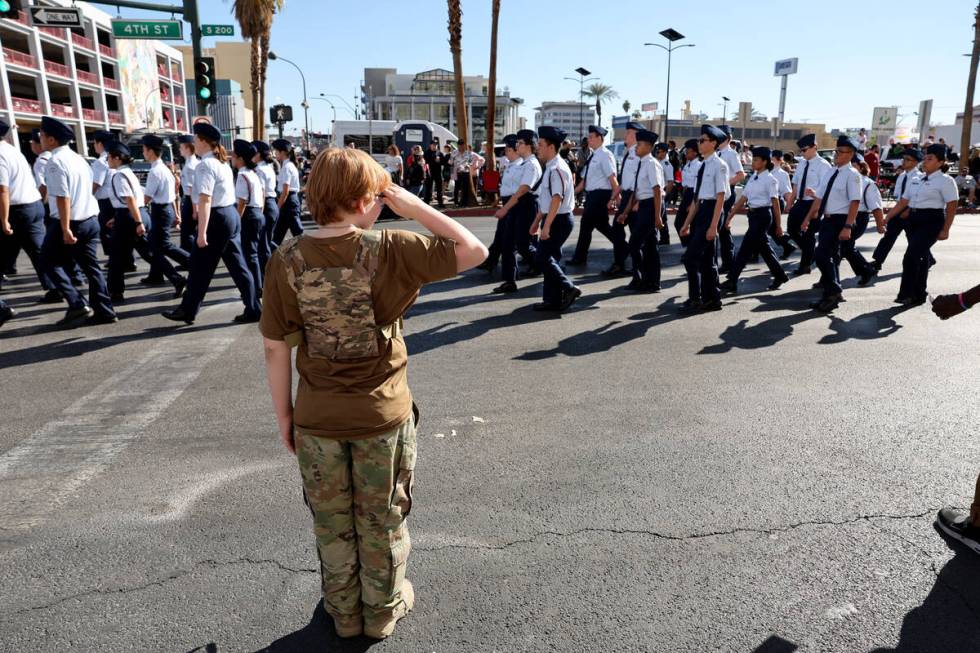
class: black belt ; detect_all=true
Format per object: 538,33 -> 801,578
151,201 -> 174,206
697,198 -> 717,205
747,206 -> 772,212
586,188 -> 611,194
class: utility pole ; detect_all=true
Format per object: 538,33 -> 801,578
962,2 -> 980,162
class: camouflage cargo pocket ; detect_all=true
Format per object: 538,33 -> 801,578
388,417 -> 416,525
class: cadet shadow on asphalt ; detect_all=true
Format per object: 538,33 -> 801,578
251,600 -> 375,653
869,527 -> 980,652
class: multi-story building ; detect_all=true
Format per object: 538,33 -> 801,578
533,101 -> 598,144
0,0 -> 190,155
361,67 -> 522,147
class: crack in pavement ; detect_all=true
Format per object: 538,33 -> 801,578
12,557 -> 318,616
414,508 -> 940,552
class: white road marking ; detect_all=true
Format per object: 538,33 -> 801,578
824,603 -> 859,620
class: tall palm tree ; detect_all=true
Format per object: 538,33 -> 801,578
447,0 -> 475,205
485,0 -> 500,172
962,2 -> 980,162
232,0 -> 284,140
583,82 -> 618,127
622,100 -> 631,114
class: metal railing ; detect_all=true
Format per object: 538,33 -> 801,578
2,47 -> 37,68
71,32 -> 95,50
77,70 -> 99,85
44,60 -> 71,78
11,97 -> 42,114
51,104 -> 74,118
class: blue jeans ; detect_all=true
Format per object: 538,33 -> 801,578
41,216 -> 114,317
534,212 -> 574,306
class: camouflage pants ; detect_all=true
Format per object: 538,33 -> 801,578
296,415 -> 416,625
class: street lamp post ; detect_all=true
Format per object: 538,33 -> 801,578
319,93 -> 357,118
311,97 -> 337,145
721,95 -> 730,123
564,67 -> 597,142
268,51 -> 310,151
645,29 -> 694,144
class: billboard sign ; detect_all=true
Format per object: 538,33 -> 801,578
872,107 -> 898,131
641,102 -> 658,113
774,58 -> 799,76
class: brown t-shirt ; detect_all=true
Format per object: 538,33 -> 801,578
259,227 -> 457,439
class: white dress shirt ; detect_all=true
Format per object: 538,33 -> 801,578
144,158 -> 176,204
0,141 -> 42,205
741,170 -> 779,209
718,145 -> 742,184
633,154 -> 664,201
277,160 -> 301,193
894,169 -> 922,202
537,156 -> 575,214
235,168 -> 264,208
518,155 -> 542,193
583,146 -> 616,192
33,150 -> 51,188
619,145 -> 640,192
659,158 -> 674,187
193,152 -> 237,208
771,165 -> 792,197
908,171 -> 958,209
90,152 -> 114,200
792,155 -> 832,200
815,164 -> 862,215
696,153 -> 731,201
256,161 -> 278,198
108,166 -> 145,210
181,155 -> 199,199
499,157 -> 523,197
858,175 -> 883,213
681,158 -> 702,189
45,145 -> 100,221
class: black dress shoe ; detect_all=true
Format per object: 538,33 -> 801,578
793,267 -> 811,276
894,295 -> 910,305
0,305 -> 16,327
565,258 -> 586,266
532,302 -> 561,312
71,277 -> 85,288
85,312 -> 118,325
768,275 -> 790,290
811,281 -> 823,289
559,286 -> 582,311
810,295 -> 842,313
162,307 -> 194,324
622,280 -> 642,291
173,278 -> 186,299
37,290 -> 63,304
110,292 -> 125,304
126,263 -> 138,273
909,294 -> 928,306
492,281 -> 518,294
702,299 -> 723,311
56,305 -> 94,327
601,264 -> 627,277
780,243 -> 797,260
523,266 -> 541,278
857,270 -> 876,286
233,311 -> 262,324
871,260 -> 882,272
641,282 -> 661,293
719,278 -> 738,293
140,276 -> 168,287
679,298 -> 703,313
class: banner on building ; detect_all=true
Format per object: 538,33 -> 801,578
117,40 -> 162,131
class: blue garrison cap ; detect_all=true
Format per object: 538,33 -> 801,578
771,149 -> 783,158
654,142 -> 669,152
192,122 -> 222,142
141,134 -> 164,149
30,128 -> 41,143
751,146 -> 772,159
40,116 -> 74,143
625,121 -> 644,131
251,140 -> 270,155
635,129 -> 657,145
926,143 -> 949,160
516,129 -> 537,145
836,135 -> 858,151
0,120 -> 9,138
271,138 -> 292,152
92,129 -> 114,144
700,124 -> 725,142
537,126 -> 566,145
177,134 -> 194,145
233,139 -> 257,160
684,138 -> 699,151
718,125 -> 732,140
587,124 -> 607,137
107,141 -> 131,158
851,152 -> 864,164
902,148 -> 924,162
797,133 -> 816,149
503,134 -> 519,149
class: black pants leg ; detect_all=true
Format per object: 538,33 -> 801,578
872,210 -> 908,266
717,186 -> 736,268
681,200 -> 719,302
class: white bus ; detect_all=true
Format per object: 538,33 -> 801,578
332,120 -> 458,162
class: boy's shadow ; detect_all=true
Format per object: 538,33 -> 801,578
253,600 -> 376,652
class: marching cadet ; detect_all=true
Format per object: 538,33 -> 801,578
785,133 -> 833,275
162,123 -> 261,325
720,146 -> 789,293
569,125 -> 627,276
252,139 -> 280,264
619,129 -> 663,292
32,127 -> 79,303
679,124 -> 729,313
272,138 -> 304,245
512,128 -> 542,277
141,134 -> 189,286
531,125 -> 581,312
90,130 -> 118,257
801,135 -> 863,313
886,143 -> 958,305
105,141 -> 185,303
767,149 -> 796,259
490,134 -> 523,294
838,155 -> 880,287
0,120 -> 52,300
177,135 -> 199,253
675,138 -> 701,246
872,147 -> 923,272
613,121 -> 644,261
232,139 -> 270,292
654,142 -> 674,246
38,116 -> 116,327
715,125 -> 745,274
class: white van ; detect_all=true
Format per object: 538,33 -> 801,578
332,120 -> 457,163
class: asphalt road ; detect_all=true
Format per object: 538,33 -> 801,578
2,215 -> 980,653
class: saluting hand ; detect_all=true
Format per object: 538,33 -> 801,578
931,294 -> 965,320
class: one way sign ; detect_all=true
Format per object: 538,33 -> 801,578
29,6 -> 82,28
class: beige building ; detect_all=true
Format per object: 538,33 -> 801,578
177,41 -> 254,111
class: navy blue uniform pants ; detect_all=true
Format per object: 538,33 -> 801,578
180,205 -> 260,319
515,197 -> 538,267
272,192 -> 303,245
613,190 -> 633,260
179,196 -> 196,253
262,197 -> 279,263
787,199 -> 818,269
681,200 -> 721,303
716,185 -> 736,268
872,208 -> 909,265
729,208 -> 784,281
535,212 -> 575,306
147,203 -> 190,279
838,211 -> 873,278
815,213 -> 848,298
96,197 -> 114,257
240,205 -> 268,291
899,208 -> 945,300
628,198 -> 661,287
41,216 -> 114,317
675,187 -> 695,247
572,189 -> 627,265
5,201 -> 54,290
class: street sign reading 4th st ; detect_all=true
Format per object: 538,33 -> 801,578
112,18 -> 183,40
29,6 -> 82,27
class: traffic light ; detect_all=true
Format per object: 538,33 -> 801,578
0,0 -> 22,19
195,56 -> 216,105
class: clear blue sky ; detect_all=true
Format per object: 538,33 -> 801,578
109,0 -> 977,137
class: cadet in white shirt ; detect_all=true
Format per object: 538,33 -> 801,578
620,129 -> 664,292
839,156 -> 882,287
715,126 -> 745,274
162,123 -> 260,325
614,122 -> 644,256
232,139 -> 270,292
30,130 -> 51,198
272,138 -> 304,245
676,139 -> 702,246
570,124 -> 626,275
90,130 -> 117,257
0,119 -> 53,297
141,134 -> 189,286
105,141 -> 184,302
654,142 -> 674,246
786,133 -> 833,275
252,140 -> 280,265
802,135 -> 863,312
489,134 -> 524,294
177,135 -> 199,252
767,149 -> 795,258
680,124 -> 730,312
720,146 -> 789,293
886,143 -> 959,305
531,125 -> 580,312
511,129 -> 543,278
872,147 -> 924,271
38,116 -> 115,326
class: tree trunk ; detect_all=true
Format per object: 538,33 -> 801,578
250,37 -> 261,140
485,0 -> 500,172
961,3 -> 980,162
447,0 -> 473,204
258,32 -> 271,141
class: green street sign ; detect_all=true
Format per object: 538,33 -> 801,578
111,19 -> 183,40
201,24 -> 235,37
